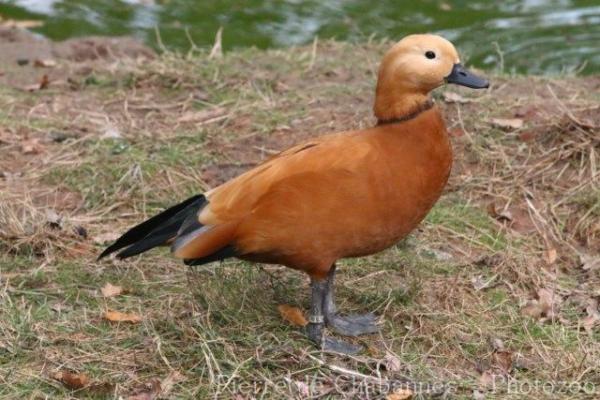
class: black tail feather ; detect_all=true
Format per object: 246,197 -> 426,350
184,245 -> 238,266
98,194 -> 205,260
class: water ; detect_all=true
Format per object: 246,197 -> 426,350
0,0 -> 599,75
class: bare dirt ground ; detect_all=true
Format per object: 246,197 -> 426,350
1,28 -> 599,399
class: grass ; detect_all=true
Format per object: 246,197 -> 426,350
0,40 -> 599,399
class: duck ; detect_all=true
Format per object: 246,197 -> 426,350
99,34 -> 488,354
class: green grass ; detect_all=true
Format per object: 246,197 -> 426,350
1,41 -> 599,398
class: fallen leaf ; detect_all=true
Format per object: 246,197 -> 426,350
487,202 -> 512,222
514,105 -> 539,119
127,371 -> 184,400
518,130 -> 538,142
20,138 -> 45,154
522,288 -> 561,320
443,91 -> 471,103
492,350 -> 513,374
387,388 -> 413,400
23,74 -> 50,91
490,118 -> 524,130
101,283 -> 123,298
521,301 -> 545,319
277,304 -> 308,326
384,351 -> 402,372
104,310 -> 142,323
543,247 -> 558,265
34,59 -> 57,68
128,379 -> 161,400
39,74 -> 50,89
51,370 -> 89,389
539,288 -> 561,318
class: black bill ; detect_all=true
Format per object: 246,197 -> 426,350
445,63 -> 489,89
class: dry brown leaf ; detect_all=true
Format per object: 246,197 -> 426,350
519,130 -> 538,142
101,282 -> 123,298
104,310 -> 142,323
39,74 -> 50,89
128,379 -> 161,400
543,247 -> 558,265
487,202 -> 512,222
127,371 -> 184,400
492,350 -> 513,374
34,59 -> 57,68
521,301 -> 545,318
277,304 -> 308,326
51,370 -> 89,389
387,388 -> 413,400
538,288 -> 560,319
522,288 -> 561,320
20,138 -> 45,155
490,118 -> 524,130
23,74 -> 50,91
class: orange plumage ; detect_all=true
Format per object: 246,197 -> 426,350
182,108 -> 451,279
100,34 -> 488,353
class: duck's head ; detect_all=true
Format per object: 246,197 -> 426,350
374,34 -> 488,121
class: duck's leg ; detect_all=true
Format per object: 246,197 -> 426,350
306,277 -> 362,354
323,264 -> 380,336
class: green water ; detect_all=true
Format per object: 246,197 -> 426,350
1,0 -> 599,74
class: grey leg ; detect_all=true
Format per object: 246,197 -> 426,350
323,264 -> 380,337
306,277 -> 362,354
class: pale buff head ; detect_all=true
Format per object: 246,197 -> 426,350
374,34 -> 488,121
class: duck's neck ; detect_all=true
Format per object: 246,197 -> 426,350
373,86 -> 432,124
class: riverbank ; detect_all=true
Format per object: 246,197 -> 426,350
1,31 -> 599,398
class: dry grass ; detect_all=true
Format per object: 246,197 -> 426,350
0,40 -> 599,399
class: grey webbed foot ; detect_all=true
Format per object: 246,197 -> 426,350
322,336 -> 363,354
327,313 -> 380,337
306,322 -> 363,354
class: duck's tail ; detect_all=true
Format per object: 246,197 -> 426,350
97,194 -> 206,260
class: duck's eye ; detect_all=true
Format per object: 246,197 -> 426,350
425,51 -> 436,59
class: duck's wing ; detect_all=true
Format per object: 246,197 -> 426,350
171,132 -> 373,261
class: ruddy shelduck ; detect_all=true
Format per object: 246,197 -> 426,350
100,34 -> 489,354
